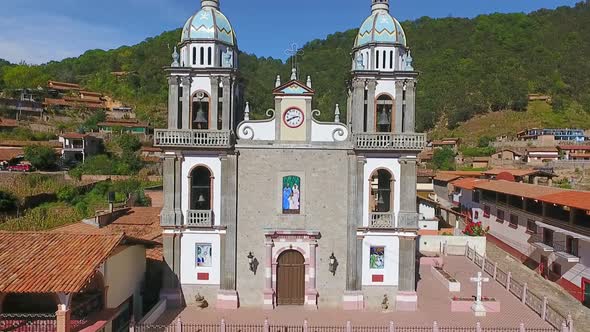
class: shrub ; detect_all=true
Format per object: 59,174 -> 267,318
432,147 -> 456,170
24,145 -> 58,171
463,221 -> 489,237
0,190 -> 18,212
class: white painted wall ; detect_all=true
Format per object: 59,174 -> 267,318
361,234 -> 400,286
189,76 -> 213,97
362,158 -> 401,227
181,156 -> 222,226
104,245 -> 146,309
419,235 -> 486,256
237,118 -> 276,141
310,121 -> 349,142
418,201 -> 436,220
374,78 -> 396,99
180,231 -> 221,285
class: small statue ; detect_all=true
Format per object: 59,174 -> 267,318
404,50 -> 414,71
171,46 -> 180,67
355,53 -> 365,70
223,51 -> 233,68
381,294 -> 389,310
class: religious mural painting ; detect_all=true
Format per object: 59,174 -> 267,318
195,243 -> 212,267
282,176 -> 301,214
370,246 -> 385,269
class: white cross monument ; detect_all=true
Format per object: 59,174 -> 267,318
470,271 -> 490,316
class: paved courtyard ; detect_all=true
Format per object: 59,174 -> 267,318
155,256 -> 552,329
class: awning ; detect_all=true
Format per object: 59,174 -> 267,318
535,221 -> 590,242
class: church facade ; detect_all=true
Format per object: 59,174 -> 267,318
157,0 -> 426,311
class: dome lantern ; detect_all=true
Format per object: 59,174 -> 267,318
372,0 -> 389,13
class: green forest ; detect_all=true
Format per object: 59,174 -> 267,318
0,2 -> 589,131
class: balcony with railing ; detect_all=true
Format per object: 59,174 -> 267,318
398,212 -> 419,229
369,212 -> 395,228
154,129 -> 232,148
353,132 -> 426,151
186,210 -> 213,228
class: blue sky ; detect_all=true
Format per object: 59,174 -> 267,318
0,0 -> 580,64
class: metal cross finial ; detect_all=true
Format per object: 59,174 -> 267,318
284,42 -> 304,78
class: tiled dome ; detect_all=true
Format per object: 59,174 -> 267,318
181,7 -> 236,46
355,11 -> 406,48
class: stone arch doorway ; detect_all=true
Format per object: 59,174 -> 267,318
276,250 -> 305,305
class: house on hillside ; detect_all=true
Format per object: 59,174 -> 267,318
558,145 -> 590,161
432,138 -> 460,152
525,147 -> 559,164
482,168 -> 556,186
98,119 -> 150,136
471,156 -> 490,169
58,133 -> 102,163
0,118 -> 18,131
453,180 -> 590,307
45,81 -> 107,110
490,149 -> 523,166
0,232 -> 157,331
518,128 -> 586,142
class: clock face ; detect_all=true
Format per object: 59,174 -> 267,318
283,108 -> 304,128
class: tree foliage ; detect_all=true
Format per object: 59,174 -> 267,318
1,3 -> 589,130
24,145 -> 58,171
432,147 -> 456,171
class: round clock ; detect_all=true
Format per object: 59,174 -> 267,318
283,108 -> 304,128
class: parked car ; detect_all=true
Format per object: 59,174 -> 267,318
7,164 -> 32,172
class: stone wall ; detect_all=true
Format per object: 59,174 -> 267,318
235,147 -> 350,307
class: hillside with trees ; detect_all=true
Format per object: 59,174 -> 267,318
1,2 -> 589,131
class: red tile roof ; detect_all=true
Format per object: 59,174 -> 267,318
537,191 -> 590,212
558,145 -> 590,151
61,132 -> 89,139
0,118 -> 18,127
483,168 -> 538,177
0,148 -> 24,162
451,178 -> 483,190
0,232 -> 124,293
474,180 -> 562,200
526,147 -> 559,153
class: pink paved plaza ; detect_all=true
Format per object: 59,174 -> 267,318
156,256 -> 553,329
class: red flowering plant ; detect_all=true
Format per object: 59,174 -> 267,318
463,221 -> 489,237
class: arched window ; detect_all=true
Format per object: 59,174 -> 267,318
191,91 -> 210,129
200,47 -> 205,65
376,94 -> 394,132
382,50 -> 386,69
208,47 -> 212,65
369,169 -> 393,213
389,51 -> 394,69
192,47 -> 197,65
190,166 -> 212,210
376,51 -> 380,69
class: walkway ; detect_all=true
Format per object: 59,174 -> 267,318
486,242 -> 590,331
156,256 -> 551,329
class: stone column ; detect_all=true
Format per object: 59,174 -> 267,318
396,237 -> 418,311
217,153 -> 239,309
210,76 -> 220,130
394,81 -> 404,133
56,293 -> 72,332
366,80 -> 377,132
351,79 -> 365,133
161,154 -> 177,226
343,153 -> 364,310
167,76 -> 179,129
306,241 -> 319,309
181,76 -> 192,130
399,158 -> 417,214
174,154 -> 183,224
263,240 -> 275,309
221,77 -> 231,130
404,80 -> 416,133
369,46 -> 375,70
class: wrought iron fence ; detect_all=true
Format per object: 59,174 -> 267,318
270,325 -> 304,332
134,324 -> 176,332
226,324 -> 265,332
0,313 -> 57,332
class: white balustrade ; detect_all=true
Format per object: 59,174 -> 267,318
154,129 -> 232,148
186,210 -> 213,227
354,133 -> 426,150
369,212 -> 395,228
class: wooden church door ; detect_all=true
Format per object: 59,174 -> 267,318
276,250 -> 305,305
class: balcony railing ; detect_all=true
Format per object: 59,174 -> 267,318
353,133 -> 426,151
398,212 -> 419,229
369,212 -> 395,228
186,210 -> 213,227
154,129 -> 232,148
